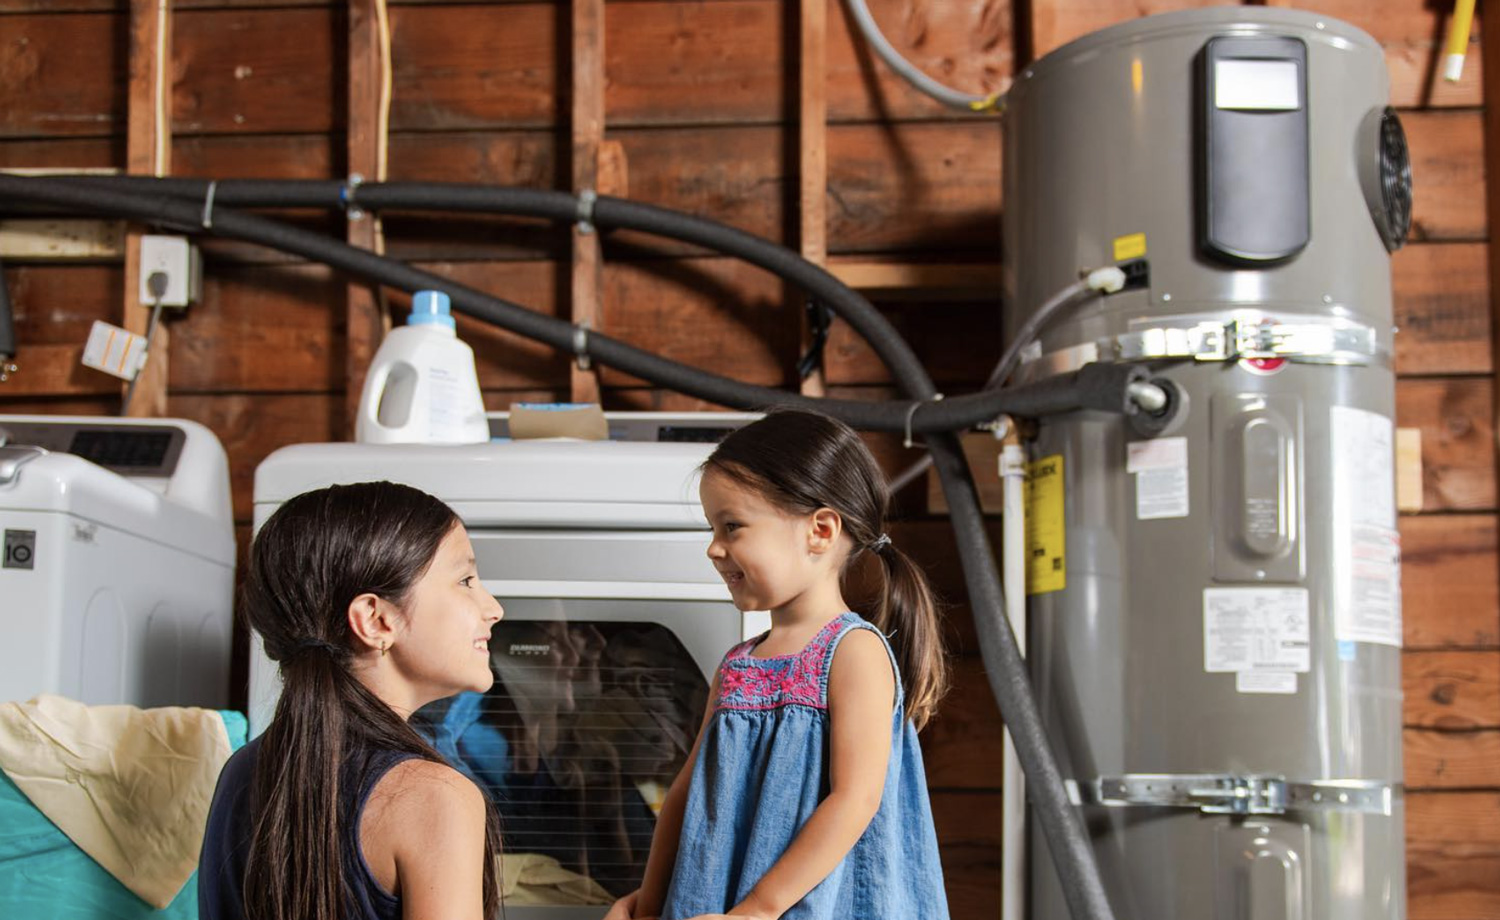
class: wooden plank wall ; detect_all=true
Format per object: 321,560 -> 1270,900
1,2 -> 1496,918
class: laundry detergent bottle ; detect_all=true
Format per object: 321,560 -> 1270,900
355,291 -> 490,445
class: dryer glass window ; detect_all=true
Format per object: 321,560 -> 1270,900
412,598 -> 736,905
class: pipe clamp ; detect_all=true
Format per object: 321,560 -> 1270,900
1070,773 -> 1397,816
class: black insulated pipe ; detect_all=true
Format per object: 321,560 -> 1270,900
46,177 -> 939,394
0,176 -> 1161,438
0,172 -> 1124,920
0,256 -> 14,364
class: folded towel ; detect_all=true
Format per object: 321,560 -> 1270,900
0,695 -> 232,909
500,851 -> 614,906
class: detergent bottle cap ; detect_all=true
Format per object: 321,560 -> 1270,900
408,290 -> 456,330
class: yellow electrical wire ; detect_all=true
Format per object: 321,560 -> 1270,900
968,89 -> 1006,114
154,0 -> 169,177
1444,0 -> 1476,83
373,0 -> 392,326
376,0 -> 392,184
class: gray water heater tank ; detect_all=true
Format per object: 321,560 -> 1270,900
1002,9 -> 1407,920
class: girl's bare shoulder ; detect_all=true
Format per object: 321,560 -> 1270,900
372,758 -> 484,817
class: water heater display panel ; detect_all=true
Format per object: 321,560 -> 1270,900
1214,59 -> 1300,110
1199,36 -> 1310,264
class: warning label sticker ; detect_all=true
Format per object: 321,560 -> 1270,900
1128,437 -> 1189,520
1330,406 -> 1403,648
1235,671 -> 1298,695
1204,587 -> 1310,674
1025,454 -> 1066,596
1113,232 -> 1147,262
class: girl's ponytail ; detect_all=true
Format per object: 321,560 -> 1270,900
245,650 -> 348,920
872,542 -> 948,730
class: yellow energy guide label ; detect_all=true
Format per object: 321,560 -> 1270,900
1025,454 -> 1066,595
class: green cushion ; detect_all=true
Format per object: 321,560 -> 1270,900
0,710 -> 247,920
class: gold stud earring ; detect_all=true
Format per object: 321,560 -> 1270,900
380,642 -> 388,657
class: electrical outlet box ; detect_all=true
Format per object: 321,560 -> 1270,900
138,234 -> 202,308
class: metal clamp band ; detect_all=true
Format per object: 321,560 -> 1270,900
1018,313 -> 1388,384
1112,316 -> 1383,366
573,321 -> 592,371
576,189 -> 598,235
1069,773 -> 1397,817
341,173 -> 366,221
201,180 -> 219,229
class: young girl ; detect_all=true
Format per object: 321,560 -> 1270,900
609,410 -> 951,920
198,481 -> 505,920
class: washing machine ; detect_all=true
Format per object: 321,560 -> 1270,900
0,415 -> 235,708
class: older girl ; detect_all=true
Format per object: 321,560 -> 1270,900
199,481 -> 504,920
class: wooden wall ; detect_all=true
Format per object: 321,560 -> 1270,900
1,2 -> 1496,918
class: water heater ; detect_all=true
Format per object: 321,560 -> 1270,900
1003,9 -> 1409,920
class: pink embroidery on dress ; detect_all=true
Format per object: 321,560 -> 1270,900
715,616 -> 849,711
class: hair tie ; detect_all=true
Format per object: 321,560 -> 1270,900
870,533 -> 893,554
289,637 -> 342,659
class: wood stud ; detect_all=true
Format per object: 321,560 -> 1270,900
570,0 -> 605,405
122,0 -> 172,418
344,0 -> 385,437
799,0 -> 828,398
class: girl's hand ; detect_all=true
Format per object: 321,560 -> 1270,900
604,889 -> 641,920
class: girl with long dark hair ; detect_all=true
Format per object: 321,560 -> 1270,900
199,481 -> 504,920
609,409 -> 950,920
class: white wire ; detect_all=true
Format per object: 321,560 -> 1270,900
121,298 -> 166,416
843,0 -> 1005,113
885,277 -> 1100,495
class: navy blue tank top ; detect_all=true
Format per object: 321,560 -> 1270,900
198,734 -> 419,920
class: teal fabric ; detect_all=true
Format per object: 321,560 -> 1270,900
0,710 -> 247,920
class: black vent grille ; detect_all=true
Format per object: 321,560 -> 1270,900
1377,106 -> 1412,252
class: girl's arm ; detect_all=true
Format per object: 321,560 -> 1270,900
632,671 -> 722,918
364,759 -> 491,920
725,629 -> 896,920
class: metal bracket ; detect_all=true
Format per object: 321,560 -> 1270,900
1071,773 -> 1396,816
572,320 -> 592,371
1112,316 -> 1383,366
1018,313 -> 1387,385
575,189 -> 598,235
341,173 -> 366,221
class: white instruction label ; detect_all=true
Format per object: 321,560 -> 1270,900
81,320 -> 147,381
425,362 -> 467,436
1204,587 -> 1310,673
1235,671 -> 1298,695
1329,407 -> 1403,647
1128,437 -> 1189,520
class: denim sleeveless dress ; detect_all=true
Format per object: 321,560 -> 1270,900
662,612 -> 950,919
